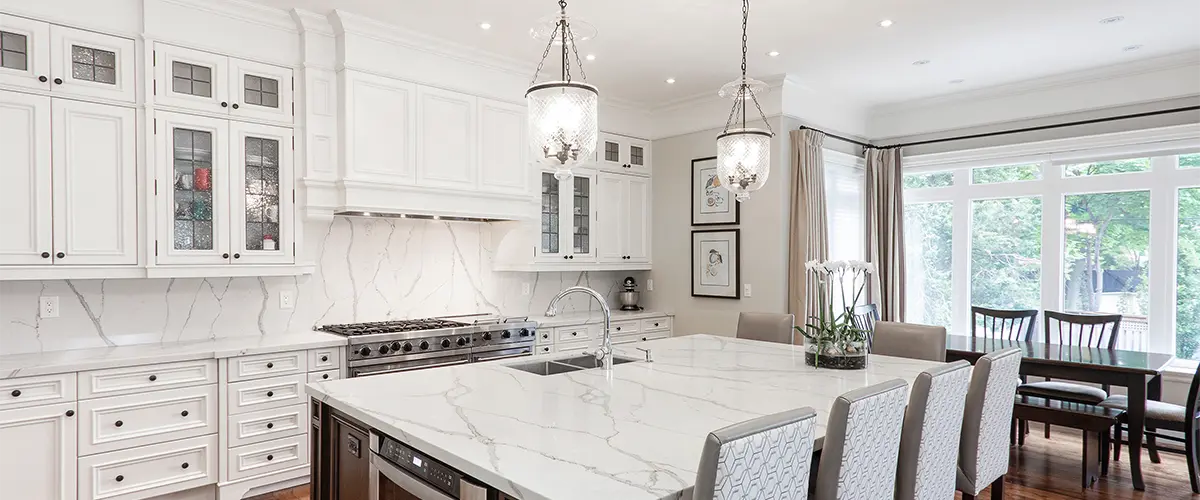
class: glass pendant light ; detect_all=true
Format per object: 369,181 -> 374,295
716,0 -> 773,202
526,0 -> 598,180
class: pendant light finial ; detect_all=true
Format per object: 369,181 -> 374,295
526,0 -> 599,180
716,0 -> 773,202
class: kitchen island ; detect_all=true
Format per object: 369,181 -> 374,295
306,334 -> 943,500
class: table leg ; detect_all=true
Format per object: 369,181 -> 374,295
1147,375 -> 1162,464
1128,374 -> 1147,491
1082,429 -> 1101,488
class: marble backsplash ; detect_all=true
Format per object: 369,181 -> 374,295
0,217 -> 639,355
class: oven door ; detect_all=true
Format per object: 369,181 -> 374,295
368,450 -> 488,500
470,344 -> 534,363
350,353 -> 471,377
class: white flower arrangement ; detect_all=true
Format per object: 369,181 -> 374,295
796,259 -> 875,364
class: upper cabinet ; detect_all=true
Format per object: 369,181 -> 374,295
535,170 -> 597,263
597,173 -> 650,264
153,43 -> 293,125
0,15 -> 135,103
596,132 -> 652,175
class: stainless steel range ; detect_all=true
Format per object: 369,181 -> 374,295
316,315 -> 537,377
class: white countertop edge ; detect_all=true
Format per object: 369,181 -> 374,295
528,310 -> 673,328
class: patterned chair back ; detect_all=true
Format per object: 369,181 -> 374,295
693,407 -> 817,500
957,347 -> 1023,496
814,379 -> 909,500
896,361 -> 972,500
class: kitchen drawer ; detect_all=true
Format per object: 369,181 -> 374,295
635,332 -> 670,343
80,385 -> 217,456
227,351 -> 307,382
227,403 -> 307,448
226,433 -> 308,482
554,340 -> 590,353
609,320 -> 639,336
80,359 -> 216,399
307,348 -> 341,371
78,434 -> 217,500
640,316 -> 672,332
554,323 -> 601,342
536,345 -> 553,355
307,369 -> 341,383
0,373 -> 77,410
535,329 -> 554,345
227,374 -> 307,415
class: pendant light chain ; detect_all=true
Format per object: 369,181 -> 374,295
721,0 -> 773,135
529,23 -> 559,86
530,0 -> 590,86
740,0 -> 748,79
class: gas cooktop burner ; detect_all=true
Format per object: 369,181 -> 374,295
318,319 -> 469,336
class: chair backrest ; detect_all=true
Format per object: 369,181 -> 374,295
970,307 -> 1038,342
736,312 -> 796,345
957,347 -> 1022,496
815,379 -> 909,500
1044,310 -> 1121,349
896,361 -> 972,500
1187,363 -> 1200,432
693,407 -> 818,500
852,304 -> 880,345
872,321 -> 948,362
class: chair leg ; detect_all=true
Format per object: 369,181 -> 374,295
1018,419 -> 1027,446
1045,422 -> 1051,439
1113,424 -> 1122,462
1083,430 -> 1101,488
1147,426 -> 1161,464
990,476 -> 1005,500
1100,430 -> 1110,477
1187,426 -> 1199,494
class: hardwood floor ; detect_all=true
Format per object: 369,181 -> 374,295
248,429 -> 1196,500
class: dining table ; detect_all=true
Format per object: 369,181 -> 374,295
945,334 -> 1175,491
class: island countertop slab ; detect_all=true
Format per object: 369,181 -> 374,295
306,334 -> 943,500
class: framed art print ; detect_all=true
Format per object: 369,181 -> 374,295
692,157 -> 739,225
692,229 -> 740,299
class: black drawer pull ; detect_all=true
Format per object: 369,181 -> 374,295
223,253 -> 230,259
571,332 -> 578,336
232,103 -> 240,109
615,327 -> 621,331
53,78 -> 62,85
56,252 -> 65,258
642,337 -> 648,341
181,410 -> 189,417
38,75 -> 48,82
654,322 -> 660,327
266,391 -> 274,397
266,455 -> 274,461
148,375 -> 157,382
41,252 -> 50,258
322,374 -> 329,380
115,475 -> 124,482
267,423 -> 274,429
221,101 -> 228,108
266,362 -> 274,369
181,463 -> 189,469
115,420 -> 123,427
10,390 -> 20,398
66,410 -> 75,417
320,355 -> 328,362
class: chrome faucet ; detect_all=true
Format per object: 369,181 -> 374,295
545,286 -> 614,370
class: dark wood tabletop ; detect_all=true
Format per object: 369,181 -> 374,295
945,335 -> 1175,375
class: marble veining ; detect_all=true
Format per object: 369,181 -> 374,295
306,335 -> 944,500
0,218 -> 641,355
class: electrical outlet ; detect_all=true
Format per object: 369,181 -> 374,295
521,282 -> 531,296
39,296 -> 59,318
279,290 -> 295,310
743,284 -> 752,298
647,279 -> 654,291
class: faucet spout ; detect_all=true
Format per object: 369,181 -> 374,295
545,286 -> 614,370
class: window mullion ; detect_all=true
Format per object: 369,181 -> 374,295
1149,156 -> 1178,354
951,169 -> 972,336
1041,160 -> 1063,341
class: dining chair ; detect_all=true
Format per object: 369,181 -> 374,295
692,407 -> 817,500
958,347 -> 1023,500
814,379 -> 909,500
1102,362 -> 1200,493
896,361 -> 972,500
736,312 -> 795,345
872,321 -> 948,362
1017,311 -> 1121,437
970,307 -> 1038,341
851,303 -> 879,346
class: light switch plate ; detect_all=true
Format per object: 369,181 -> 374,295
521,282 -> 531,295
39,296 -> 59,318
279,290 -> 295,309
743,284 -> 752,298
647,279 -> 654,291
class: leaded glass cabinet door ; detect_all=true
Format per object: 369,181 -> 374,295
229,58 -> 293,125
49,25 -> 135,103
535,171 -> 563,261
155,111 -> 230,265
153,43 -> 229,115
564,170 -> 597,259
230,121 -> 294,264
0,14 -> 50,92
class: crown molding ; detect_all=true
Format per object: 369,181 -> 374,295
156,0 -> 298,34
290,8 -> 335,37
649,73 -> 787,112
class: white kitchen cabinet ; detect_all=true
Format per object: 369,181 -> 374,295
155,110 -> 231,265
0,14 -> 50,92
52,99 -> 137,265
0,91 -> 52,265
154,43 -> 292,125
230,121 -> 294,264
50,25 -> 135,103
596,132 -> 651,175
416,85 -> 477,190
0,401 -> 78,500
340,70 -> 417,184
597,173 -> 651,264
228,57 -> 293,124
477,97 -> 528,196
536,169 -> 597,263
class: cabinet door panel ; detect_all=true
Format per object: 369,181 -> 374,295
153,43 -> 229,115
229,58 -> 292,125
565,172 -> 596,258
52,99 -> 137,265
0,14 -> 50,92
596,174 -> 624,263
626,176 -> 650,262
0,402 -> 77,500
155,111 -> 230,264
477,98 -> 527,195
416,86 -> 476,189
230,121 -> 294,264
597,132 -> 624,170
343,72 -> 415,183
49,25 -> 135,103
535,171 -> 563,261
0,92 -> 52,265
627,138 -> 651,174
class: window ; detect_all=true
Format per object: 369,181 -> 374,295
1181,153 -> 1200,169
71,45 -> 117,84
1,30 -> 28,70
971,197 -> 1042,311
903,171 -> 953,189
1178,187 -> 1200,359
1063,157 -> 1150,177
972,163 -> 1041,184
1062,191 -> 1149,315
904,201 -> 953,329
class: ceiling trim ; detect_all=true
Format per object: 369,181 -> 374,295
290,8 -> 335,36
157,0 -> 299,33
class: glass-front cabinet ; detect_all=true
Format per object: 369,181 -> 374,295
537,169 -> 597,262
230,121 -> 293,264
154,42 -> 293,125
595,132 -> 652,175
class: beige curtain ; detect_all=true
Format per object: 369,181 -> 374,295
788,129 -> 829,336
865,147 -> 906,322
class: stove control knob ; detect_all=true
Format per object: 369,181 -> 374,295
456,337 -> 467,346
440,339 -> 451,348
402,342 -> 413,352
419,341 -> 429,350
390,342 -> 402,353
483,332 -> 493,341
501,331 -> 512,339
358,346 -> 372,357
377,344 -> 390,355
520,328 -> 531,337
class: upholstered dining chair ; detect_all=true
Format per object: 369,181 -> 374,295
958,347 -> 1023,500
692,407 -> 818,500
814,379 -> 909,500
851,304 -> 879,345
896,361 -> 973,500
872,321 -> 948,362
970,307 -> 1038,341
736,312 -> 795,345
1017,311 -> 1122,437
1102,362 -> 1200,493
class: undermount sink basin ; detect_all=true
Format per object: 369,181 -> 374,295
556,355 -> 638,369
506,355 -> 638,376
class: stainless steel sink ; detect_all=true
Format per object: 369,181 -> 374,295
556,355 -> 638,369
507,355 -> 638,376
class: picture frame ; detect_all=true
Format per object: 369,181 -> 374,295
691,156 -> 739,225
692,229 -> 741,299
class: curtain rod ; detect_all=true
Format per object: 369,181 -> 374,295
800,105 -> 1200,151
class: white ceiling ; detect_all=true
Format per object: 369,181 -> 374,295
250,0 -> 1200,109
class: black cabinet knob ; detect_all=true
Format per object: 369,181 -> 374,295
571,332 -> 578,336
266,391 -> 274,397
541,333 -> 548,339
56,252 -> 64,258
222,253 -> 230,259
320,355 -> 328,362
653,322 -> 660,327
568,255 -> 574,259
266,362 -> 274,369
221,102 -> 228,108
181,463 -> 189,469
115,475 -> 124,482
615,327 -> 621,332
232,103 -> 240,109
115,420 -> 123,427
266,455 -> 274,461
642,337 -> 648,341
563,255 -> 568,260
41,252 -> 49,258
181,410 -> 189,417
233,253 -> 241,259
11,390 -> 20,397
322,374 -> 329,380
148,375 -> 157,382
267,423 -> 274,429
65,410 -> 74,417
38,76 -> 47,82
53,78 -> 62,85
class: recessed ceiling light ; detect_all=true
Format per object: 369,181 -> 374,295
665,78 -> 676,84
878,19 -> 894,28
949,79 -> 965,84
479,22 -> 492,30
1099,16 -> 1124,24
1123,44 -> 1142,52
912,59 -> 930,66
585,54 -> 596,61
767,51 -> 780,57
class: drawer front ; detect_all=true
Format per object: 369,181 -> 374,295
227,374 -> 307,415
635,332 -> 670,343
554,341 -> 590,353
536,345 -> 553,355
535,329 -> 554,345
227,403 -> 307,448
555,324 -> 600,342
78,434 -> 217,500
307,370 -> 341,383
80,359 -> 216,399
80,385 -> 217,456
307,348 -> 341,371
226,434 -> 309,482
227,351 -> 307,382
640,316 -> 672,332
609,320 -> 639,336
0,373 -> 77,410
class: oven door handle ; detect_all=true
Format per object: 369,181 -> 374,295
473,349 -> 532,363
370,452 -> 455,500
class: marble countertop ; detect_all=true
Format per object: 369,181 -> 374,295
306,334 -> 942,500
0,331 -> 347,379
528,309 -> 672,328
